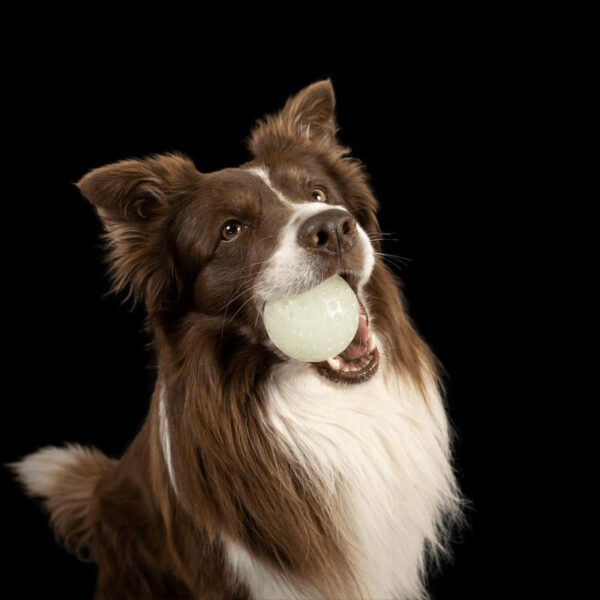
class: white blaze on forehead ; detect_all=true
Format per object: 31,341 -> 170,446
246,165 -> 295,208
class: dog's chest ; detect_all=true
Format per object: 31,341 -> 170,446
224,360 -> 454,600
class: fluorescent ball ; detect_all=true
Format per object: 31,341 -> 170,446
264,274 -> 359,362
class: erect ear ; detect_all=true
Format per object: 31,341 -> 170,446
76,153 -> 199,312
248,79 -> 340,157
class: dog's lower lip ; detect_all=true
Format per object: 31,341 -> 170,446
315,345 -> 379,384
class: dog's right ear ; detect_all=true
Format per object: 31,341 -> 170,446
76,153 -> 200,311
77,152 -> 199,222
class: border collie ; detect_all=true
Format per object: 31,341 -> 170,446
13,80 -> 461,599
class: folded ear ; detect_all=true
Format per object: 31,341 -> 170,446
76,153 -> 199,312
248,79 -> 340,157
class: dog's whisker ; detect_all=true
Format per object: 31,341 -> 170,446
374,251 -> 412,264
219,281 -> 264,340
368,231 -> 397,237
225,288 -> 263,328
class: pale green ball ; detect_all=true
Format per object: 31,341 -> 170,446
264,274 -> 359,362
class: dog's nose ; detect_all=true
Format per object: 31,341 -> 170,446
297,209 -> 357,254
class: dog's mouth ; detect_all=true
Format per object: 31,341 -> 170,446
313,272 -> 379,385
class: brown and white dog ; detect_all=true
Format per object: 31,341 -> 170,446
13,80 -> 461,599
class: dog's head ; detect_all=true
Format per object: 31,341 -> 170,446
77,80 -> 408,385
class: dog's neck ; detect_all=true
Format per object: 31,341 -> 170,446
152,322 -> 458,599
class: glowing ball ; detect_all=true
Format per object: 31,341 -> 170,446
264,274 -> 359,362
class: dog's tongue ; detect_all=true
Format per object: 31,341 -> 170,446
338,304 -> 371,360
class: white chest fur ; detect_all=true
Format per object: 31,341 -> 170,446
223,342 -> 460,600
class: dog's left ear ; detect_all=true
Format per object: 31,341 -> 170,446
248,79 -> 340,156
250,80 -> 382,243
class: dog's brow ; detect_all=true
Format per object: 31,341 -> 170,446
246,165 -> 295,208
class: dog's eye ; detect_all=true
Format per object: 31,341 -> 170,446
312,188 -> 328,203
221,220 -> 244,241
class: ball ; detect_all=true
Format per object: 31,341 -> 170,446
263,274 -> 359,362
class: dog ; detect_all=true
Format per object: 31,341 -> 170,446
13,80 -> 461,599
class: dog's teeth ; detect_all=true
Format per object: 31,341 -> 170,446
342,366 -> 351,372
327,357 -> 341,371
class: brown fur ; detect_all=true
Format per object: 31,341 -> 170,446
14,80 -> 440,598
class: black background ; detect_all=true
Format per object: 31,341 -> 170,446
2,41 -> 540,599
